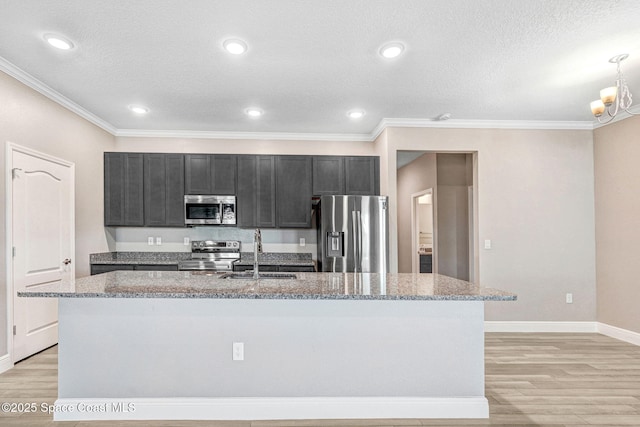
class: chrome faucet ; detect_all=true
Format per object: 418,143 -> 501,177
253,228 -> 263,279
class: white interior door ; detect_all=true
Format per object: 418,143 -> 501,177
11,146 -> 74,362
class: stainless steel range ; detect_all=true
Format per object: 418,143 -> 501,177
178,240 -> 241,272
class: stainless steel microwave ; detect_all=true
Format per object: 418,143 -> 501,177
184,195 -> 236,225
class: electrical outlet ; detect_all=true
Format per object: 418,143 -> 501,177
156,237 -> 162,245
147,237 -> 154,246
484,239 -> 492,249
184,237 -> 190,245
299,238 -> 305,247
232,342 -> 244,361
566,293 -> 573,304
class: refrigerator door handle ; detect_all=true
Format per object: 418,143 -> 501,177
351,210 -> 359,272
356,210 -> 363,271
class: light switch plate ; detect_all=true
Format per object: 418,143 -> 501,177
484,239 -> 492,249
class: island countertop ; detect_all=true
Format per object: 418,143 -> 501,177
19,271 -> 516,301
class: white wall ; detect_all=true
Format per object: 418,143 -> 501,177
381,127 -> 596,322
0,70 -> 114,359
594,115 -> 640,334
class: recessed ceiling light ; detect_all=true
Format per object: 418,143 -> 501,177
44,33 -> 74,50
379,42 -> 404,59
128,105 -> 149,114
245,108 -> 263,117
347,110 -> 365,119
223,39 -> 248,55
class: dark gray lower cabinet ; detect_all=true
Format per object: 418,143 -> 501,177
144,154 -> 185,227
104,153 -> 144,226
419,254 -> 433,273
276,156 -> 312,227
90,264 -> 178,275
345,156 -> 380,195
233,264 -> 315,273
237,156 -> 276,228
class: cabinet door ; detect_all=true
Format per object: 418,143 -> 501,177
186,154 -> 236,195
211,155 -> 237,194
164,154 -> 186,226
144,154 -> 185,227
256,156 -> 277,227
104,153 -> 144,226
277,156 -> 312,227
237,155 -> 257,227
278,265 -> 315,272
312,156 -> 344,195
185,154 -> 211,194
134,264 -> 179,271
237,155 -> 276,228
344,156 -> 379,195
90,264 -> 135,275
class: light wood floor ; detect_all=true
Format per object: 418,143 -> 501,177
0,333 -> 639,426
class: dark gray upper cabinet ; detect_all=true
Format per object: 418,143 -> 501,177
104,153 -> 144,226
276,156 -> 313,228
344,156 -> 380,195
237,155 -> 276,228
236,156 -> 256,227
184,154 -> 210,194
312,156 -> 345,195
185,154 -> 236,195
256,156 -> 277,227
144,153 -> 185,227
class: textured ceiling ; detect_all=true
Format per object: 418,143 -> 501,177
1,0 -> 640,137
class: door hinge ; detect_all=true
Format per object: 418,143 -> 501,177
13,325 -> 16,336
12,247 -> 16,258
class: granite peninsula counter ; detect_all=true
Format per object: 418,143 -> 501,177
20,271 -> 515,422
20,270 -> 515,300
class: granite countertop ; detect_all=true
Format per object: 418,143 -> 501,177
90,252 -> 315,267
18,271 -> 516,301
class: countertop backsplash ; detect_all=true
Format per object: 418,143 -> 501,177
107,226 -> 318,259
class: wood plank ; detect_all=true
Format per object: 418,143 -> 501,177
0,333 -> 639,426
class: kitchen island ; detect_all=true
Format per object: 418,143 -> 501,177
20,271 -> 515,422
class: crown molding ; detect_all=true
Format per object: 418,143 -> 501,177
0,55 -> 118,135
372,118 -> 594,140
114,128 -> 373,142
592,109 -> 640,129
1,56 -> 596,142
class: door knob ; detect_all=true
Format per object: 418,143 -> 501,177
63,258 -> 72,265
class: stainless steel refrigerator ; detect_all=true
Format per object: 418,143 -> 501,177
317,195 -> 389,273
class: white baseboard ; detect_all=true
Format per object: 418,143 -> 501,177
53,397 -> 489,421
484,321 -> 598,333
0,353 -> 13,374
597,322 -> 640,346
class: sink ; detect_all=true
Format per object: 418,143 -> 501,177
220,272 -> 297,280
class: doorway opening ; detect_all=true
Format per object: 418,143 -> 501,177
411,189 -> 434,274
396,151 -> 478,281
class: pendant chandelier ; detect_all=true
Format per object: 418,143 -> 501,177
590,54 -> 639,124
